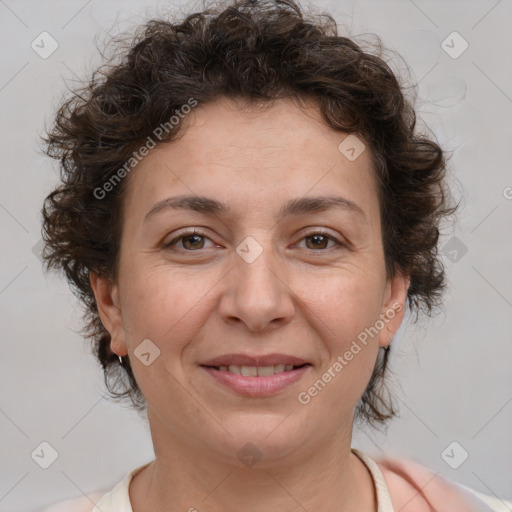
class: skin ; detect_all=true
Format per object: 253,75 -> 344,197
91,96 -> 410,512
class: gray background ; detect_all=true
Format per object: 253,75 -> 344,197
0,0 -> 511,510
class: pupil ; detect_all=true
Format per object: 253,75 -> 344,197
309,234 -> 327,249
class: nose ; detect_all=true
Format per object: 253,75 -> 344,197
218,238 -> 295,333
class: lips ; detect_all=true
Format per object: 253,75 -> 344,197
199,353 -> 312,397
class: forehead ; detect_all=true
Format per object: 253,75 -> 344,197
122,96 -> 380,224
167,96 -> 370,170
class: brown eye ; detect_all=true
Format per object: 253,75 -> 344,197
180,234 -> 206,250
165,229 -> 214,251
305,234 -> 330,250
297,231 -> 343,251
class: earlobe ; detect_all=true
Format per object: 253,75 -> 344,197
379,271 -> 410,348
89,272 -> 126,355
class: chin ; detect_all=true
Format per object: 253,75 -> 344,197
207,413 -> 313,466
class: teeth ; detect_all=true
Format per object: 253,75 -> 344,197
257,366 -> 275,376
221,364 -> 296,376
241,366 -> 258,376
272,364 -> 285,374
228,365 -> 241,374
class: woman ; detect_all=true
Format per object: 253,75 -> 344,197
40,0 -> 511,511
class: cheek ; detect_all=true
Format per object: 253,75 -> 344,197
119,264 -> 215,352
301,269 -> 385,346
117,268 -> 211,414
297,274 -> 383,416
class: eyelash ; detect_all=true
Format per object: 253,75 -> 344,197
164,228 -> 345,252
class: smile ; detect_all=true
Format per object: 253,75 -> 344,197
200,363 -> 312,397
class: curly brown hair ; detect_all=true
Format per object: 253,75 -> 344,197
41,0 -> 456,428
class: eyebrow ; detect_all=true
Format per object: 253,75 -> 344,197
144,194 -> 367,223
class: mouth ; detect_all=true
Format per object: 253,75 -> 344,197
199,355 -> 312,397
201,363 -> 311,376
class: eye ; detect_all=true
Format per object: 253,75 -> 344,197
296,230 -> 343,251
164,229 -> 216,251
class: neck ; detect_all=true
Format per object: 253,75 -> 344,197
130,411 -> 377,512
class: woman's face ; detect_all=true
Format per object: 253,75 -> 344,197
92,96 -> 409,465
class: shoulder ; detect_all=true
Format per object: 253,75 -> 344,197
375,455 -> 512,512
41,462 -> 151,512
41,492 -> 107,512
374,456 -> 432,512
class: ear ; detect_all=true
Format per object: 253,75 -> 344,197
89,272 -> 127,356
378,270 -> 410,348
